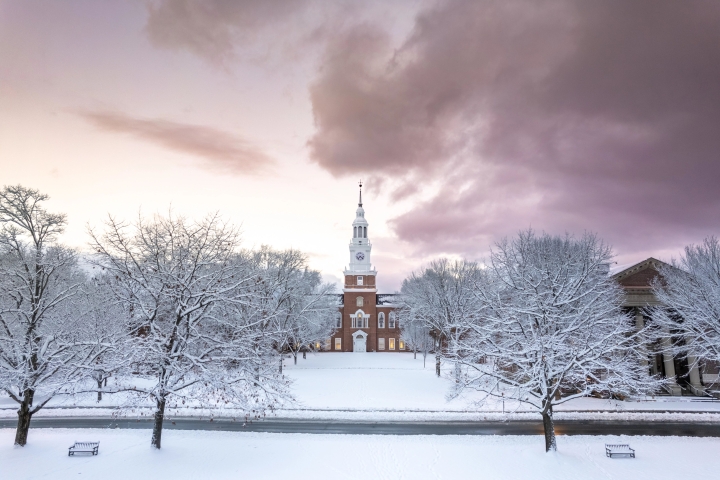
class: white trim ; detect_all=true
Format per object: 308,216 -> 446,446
351,329 -> 368,338
343,271 -> 377,277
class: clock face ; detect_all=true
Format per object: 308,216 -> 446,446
356,252 -> 365,261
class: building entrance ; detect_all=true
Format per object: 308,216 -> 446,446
353,333 -> 367,352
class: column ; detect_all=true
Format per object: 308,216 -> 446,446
634,308 -> 648,369
687,355 -> 703,391
661,333 -> 682,396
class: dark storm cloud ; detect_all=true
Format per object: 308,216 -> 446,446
79,110 -> 274,175
308,0 -> 720,259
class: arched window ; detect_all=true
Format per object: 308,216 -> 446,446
356,296 -> 363,307
354,226 -> 357,238
363,226 -> 367,238
378,312 -> 385,328
389,312 -> 396,329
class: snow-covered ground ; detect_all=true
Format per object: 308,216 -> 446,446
2,353 -> 720,422
2,428 -> 719,480
281,352 -> 720,418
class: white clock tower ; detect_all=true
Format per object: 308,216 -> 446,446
345,181 -> 376,277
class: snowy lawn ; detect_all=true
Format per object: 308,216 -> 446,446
283,352 -> 720,414
284,352 -> 482,411
2,428 -> 719,480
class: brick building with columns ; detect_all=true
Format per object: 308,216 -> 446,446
330,183 -> 404,353
613,258 -> 718,396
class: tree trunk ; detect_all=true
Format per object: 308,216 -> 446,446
294,353 -> 297,365
435,353 -> 441,377
97,379 -> 103,402
414,347 -> 417,360
14,389 -> 34,446
303,350 -> 306,359
151,397 -> 166,449
279,356 -> 283,374
541,404 -> 557,452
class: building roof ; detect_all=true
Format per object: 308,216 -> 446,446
377,294 -> 398,306
611,257 -> 672,287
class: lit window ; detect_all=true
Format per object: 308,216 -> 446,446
389,313 -> 396,329
378,312 -> 385,328
356,296 -> 363,307
357,276 -> 363,285
378,338 -> 385,350
399,341 -> 405,350
335,338 -> 342,350
315,342 -> 321,349
389,338 -> 395,350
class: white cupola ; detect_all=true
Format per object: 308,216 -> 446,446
345,181 -> 376,275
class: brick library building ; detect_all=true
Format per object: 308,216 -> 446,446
330,184 -> 403,352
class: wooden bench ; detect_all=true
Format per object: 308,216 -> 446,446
605,444 -> 635,458
68,442 -> 99,456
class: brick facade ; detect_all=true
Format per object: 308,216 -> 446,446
329,184 -> 403,352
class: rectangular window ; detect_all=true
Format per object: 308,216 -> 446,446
399,341 -> 405,350
389,338 -> 395,350
357,276 -> 363,285
378,338 -> 385,350
335,338 -> 342,350
336,313 -> 342,328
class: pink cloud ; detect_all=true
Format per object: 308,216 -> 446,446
79,110 -> 275,175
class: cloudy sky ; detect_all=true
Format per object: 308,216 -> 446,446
2,0 -> 719,291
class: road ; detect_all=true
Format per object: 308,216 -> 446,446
1,417 -> 719,437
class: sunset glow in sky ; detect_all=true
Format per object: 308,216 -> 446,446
2,0 -> 719,291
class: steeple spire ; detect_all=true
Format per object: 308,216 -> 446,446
358,180 -> 363,207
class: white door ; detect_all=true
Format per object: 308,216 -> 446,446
353,335 -> 366,352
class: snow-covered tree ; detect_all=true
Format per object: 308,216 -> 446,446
274,264 -> 336,366
0,186 -> 112,446
400,312 -> 433,365
232,247 -> 335,374
89,212 -> 290,449
651,236 -> 720,380
73,274 -> 133,402
399,259 -> 480,377
455,231 -> 661,452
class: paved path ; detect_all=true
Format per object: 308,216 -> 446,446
1,417 -> 719,437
